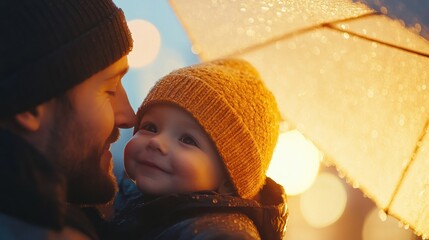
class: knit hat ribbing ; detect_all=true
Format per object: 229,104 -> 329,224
0,0 -> 133,117
137,59 -> 280,199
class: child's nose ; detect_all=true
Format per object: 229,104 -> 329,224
147,134 -> 168,155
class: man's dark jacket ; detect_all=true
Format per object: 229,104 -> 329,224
0,129 -> 98,239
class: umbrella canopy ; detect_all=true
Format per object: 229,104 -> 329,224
355,0 -> 429,40
169,0 -> 429,237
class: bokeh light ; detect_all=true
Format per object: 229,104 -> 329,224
127,19 -> 161,68
300,172 -> 348,228
362,207 -> 414,240
267,130 -> 321,195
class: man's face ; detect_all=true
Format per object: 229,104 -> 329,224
46,56 -> 135,204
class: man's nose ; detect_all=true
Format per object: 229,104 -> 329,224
112,83 -> 136,128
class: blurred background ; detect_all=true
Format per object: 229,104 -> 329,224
111,0 -> 424,239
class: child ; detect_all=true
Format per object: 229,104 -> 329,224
114,59 -> 288,240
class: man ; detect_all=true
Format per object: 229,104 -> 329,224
0,0 -> 135,239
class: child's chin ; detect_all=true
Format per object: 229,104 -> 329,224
135,179 -> 164,196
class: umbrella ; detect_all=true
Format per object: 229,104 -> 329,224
169,0 -> 429,237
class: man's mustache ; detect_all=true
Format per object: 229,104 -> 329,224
107,128 -> 120,144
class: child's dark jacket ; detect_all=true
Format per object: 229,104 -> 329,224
112,177 -> 288,240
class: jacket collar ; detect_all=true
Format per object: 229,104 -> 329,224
253,177 -> 288,240
120,177 -> 288,240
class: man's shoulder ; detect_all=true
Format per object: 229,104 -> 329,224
0,213 -> 49,240
0,213 -> 91,240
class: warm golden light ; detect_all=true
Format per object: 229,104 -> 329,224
363,208 -> 414,240
127,19 -> 161,68
170,0 -> 429,234
267,130 -> 321,195
299,173 -> 347,228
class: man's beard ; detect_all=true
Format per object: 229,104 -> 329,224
46,97 -> 118,205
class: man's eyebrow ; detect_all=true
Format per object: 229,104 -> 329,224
117,66 -> 129,79
105,66 -> 129,82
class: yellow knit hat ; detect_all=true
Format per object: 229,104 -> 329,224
137,58 -> 280,199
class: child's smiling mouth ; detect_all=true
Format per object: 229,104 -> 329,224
137,159 -> 172,174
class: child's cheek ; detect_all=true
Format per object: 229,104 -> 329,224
123,138 -> 140,180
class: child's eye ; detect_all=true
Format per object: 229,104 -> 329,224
141,122 -> 158,133
179,134 -> 199,147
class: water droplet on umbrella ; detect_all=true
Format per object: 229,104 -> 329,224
191,45 -> 201,54
398,115 -> 405,126
380,6 -> 388,14
378,209 -> 388,222
414,23 -> 422,33
367,88 -> 375,98
338,172 -> 346,179
352,182 -> 360,189
343,33 -> 350,39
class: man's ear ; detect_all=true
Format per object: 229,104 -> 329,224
14,107 -> 43,132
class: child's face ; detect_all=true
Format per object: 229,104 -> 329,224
124,104 -> 226,196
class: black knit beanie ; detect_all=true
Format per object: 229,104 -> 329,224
0,0 -> 133,117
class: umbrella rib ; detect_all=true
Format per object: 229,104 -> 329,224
325,23 -> 429,58
384,118 -> 429,214
223,12 -> 378,58
224,12 -> 429,59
